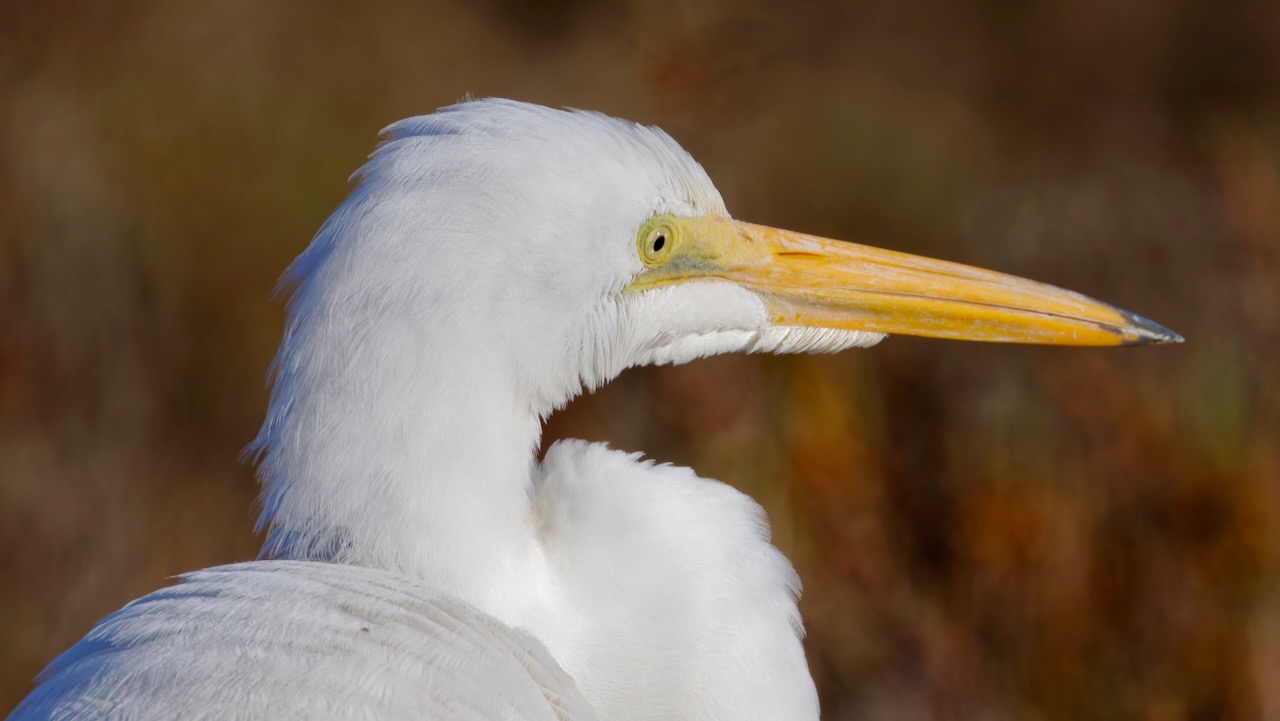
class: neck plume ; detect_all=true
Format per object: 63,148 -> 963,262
247,189 -> 549,610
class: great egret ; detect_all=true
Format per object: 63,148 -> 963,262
9,99 -> 1179,721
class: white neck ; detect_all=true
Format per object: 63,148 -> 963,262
251,264 -> 549,612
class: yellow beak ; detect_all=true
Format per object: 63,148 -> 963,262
630,215 -> 1181,346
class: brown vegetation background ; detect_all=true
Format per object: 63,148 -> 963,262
3,1 -> 1279,718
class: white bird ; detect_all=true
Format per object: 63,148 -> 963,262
8,99 -> 1180,721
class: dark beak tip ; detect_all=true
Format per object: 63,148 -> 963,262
1121,310 -> 1184,346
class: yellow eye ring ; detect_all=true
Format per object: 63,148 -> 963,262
638,218 -> 677,265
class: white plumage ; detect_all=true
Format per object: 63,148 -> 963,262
14,561 -> 597,720
9,99 -> 1177,721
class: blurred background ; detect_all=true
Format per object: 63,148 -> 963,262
2,0 -> 1278,718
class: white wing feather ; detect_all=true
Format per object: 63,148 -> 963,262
8,561 -> 598,721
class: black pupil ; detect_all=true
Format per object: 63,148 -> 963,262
653,234 -> 666,252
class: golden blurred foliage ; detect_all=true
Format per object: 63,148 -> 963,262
3,0 -> 1279,718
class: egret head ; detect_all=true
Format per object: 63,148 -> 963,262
277,98 -> 1179,420
251,98 -> 1180,574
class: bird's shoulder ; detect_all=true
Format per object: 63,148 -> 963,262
533,439 -> 800,623
10,560 -> 597,721
535,439 -> 777,559
530,440 -> 818,721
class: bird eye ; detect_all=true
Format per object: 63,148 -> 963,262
639,219 -> 677,265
